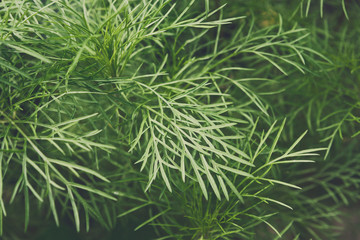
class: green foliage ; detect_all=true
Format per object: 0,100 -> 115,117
0,0 -> 359,239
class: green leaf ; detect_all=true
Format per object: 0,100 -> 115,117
215,163 -> 253,178
134,208 -> 170,231
201,155 -> 221,200
118,203 -> 152,218
1,42 -> 52,63
48,158 -> 110,183
69,183 -> 117,201
67,186 -> 80,232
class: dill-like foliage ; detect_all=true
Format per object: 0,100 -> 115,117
0,0 -> 359,239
